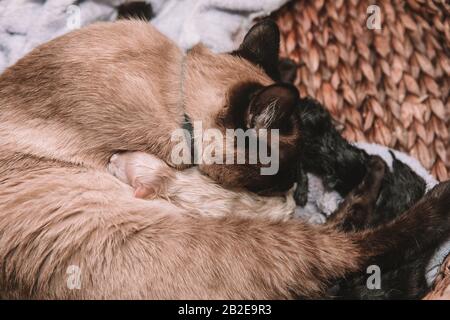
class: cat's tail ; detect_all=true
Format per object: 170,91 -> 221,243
353,180 -> 450,269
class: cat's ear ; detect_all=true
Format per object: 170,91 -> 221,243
246,83 -> 299,129
235,19 -> 280,80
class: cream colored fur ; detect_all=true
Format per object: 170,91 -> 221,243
107,151 -> 295,221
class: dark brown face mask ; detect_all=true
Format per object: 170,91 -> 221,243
246,83 -> 299,131
215,80 -> 300,193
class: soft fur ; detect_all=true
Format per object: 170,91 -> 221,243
0,19 -> 450,299
0,19 -> 302,193
107,151 -> 296,221
108,148 -> 449,299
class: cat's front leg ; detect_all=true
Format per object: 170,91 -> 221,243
107,151 -> 175,199
327,155 -> 386,231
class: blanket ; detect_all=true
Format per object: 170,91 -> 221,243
0,0 -> 290,71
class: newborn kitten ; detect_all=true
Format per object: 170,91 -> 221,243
107,151 -> 295,221
294,98 -> 445,299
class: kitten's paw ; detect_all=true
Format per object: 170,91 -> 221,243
357,155 -> 386,195
367,155 -> 386,177
294,180 -> 308,206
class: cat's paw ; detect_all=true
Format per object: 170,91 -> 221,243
108,153 -> 130,184
108,152 -> 175,199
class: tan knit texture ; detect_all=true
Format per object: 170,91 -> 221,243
273,0 -> 450,181
423,255 -> 450,300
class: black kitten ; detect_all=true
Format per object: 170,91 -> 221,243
296,98 -> 426,212
295,98 -> 440,299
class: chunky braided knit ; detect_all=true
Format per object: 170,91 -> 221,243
273,0 -> 449,181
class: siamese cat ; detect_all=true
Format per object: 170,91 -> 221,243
0,19 -> 449,299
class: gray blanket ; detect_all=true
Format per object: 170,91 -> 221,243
0,0 -> 290,71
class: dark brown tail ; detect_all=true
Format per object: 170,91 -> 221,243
355,180 -> 450,269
